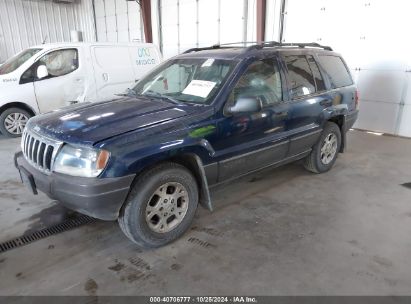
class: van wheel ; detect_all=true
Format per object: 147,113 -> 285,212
304,122 -> 341,173
118,162 -> 199,248
0,107 -> 32,138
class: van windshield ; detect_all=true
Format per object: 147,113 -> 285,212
131,58 -> 236,104
0,48 -> 42,75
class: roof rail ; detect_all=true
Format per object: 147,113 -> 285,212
245,41 -> 333,52
182,41 -> 259,54
278,42 -> 333,51
183,41 -> 333,54
183,44 -> 220,54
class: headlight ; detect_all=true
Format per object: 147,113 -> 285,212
53,144 -> 110,177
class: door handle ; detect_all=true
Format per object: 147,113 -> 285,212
102,73 -> 108,82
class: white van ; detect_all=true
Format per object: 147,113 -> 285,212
0,42 -> 161,137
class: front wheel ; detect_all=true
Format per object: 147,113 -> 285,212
304,122 -> 341,173
0,107 -> 32,138
118,162 -> 199,248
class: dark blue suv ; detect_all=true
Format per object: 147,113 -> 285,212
15,42 -> 358,248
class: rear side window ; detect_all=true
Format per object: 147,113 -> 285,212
284,55 -> 316,99
317,55 -> 353,88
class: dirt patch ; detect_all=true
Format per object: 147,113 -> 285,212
21,204 -> 78,235
1,180 -> 22,189
108,261 -> 126,272
187,237 -> 217,249
15,272 -> 24,279
129,257 -> 151,270
170,263 -> 182,271
84,278 -> 98,296
373,255 -> 393,268
0,192 -> 18,200
191,226 -> 224,237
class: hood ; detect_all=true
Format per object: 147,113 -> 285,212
28,96 -> 191,145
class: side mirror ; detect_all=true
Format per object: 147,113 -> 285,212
36,65 -> 48,79
228,97 -> 262,114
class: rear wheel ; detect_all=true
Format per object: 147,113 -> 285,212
118,162 -> 199,248
0,107 -> 32,138
304,122 -> 341,173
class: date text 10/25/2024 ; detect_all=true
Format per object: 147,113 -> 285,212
150,297 -> 257,303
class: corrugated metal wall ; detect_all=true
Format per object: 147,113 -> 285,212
0,0 -> 96,63
94,0 -> 144,43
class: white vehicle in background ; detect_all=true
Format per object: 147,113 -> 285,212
0,42 -> 162,137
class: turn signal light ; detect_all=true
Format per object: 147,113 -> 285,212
96,150 -> 110,170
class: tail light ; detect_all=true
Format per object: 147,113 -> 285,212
354,89 -> 359,109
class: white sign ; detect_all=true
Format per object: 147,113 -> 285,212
182,80 -> 216,98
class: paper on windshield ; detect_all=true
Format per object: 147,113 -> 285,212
182,80 -> 216,98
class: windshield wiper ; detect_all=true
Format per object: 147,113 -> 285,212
143,91 -> 181,104
116,88 -> 138,97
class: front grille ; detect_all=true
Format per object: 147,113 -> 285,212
21,128 -> 62,174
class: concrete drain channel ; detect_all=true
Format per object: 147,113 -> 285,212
0,215 -> 97,253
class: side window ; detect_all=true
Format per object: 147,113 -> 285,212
317,55 -> 353,88
229,59 -> 282,107
38,49 -> 79,78
307,55 -> 326,92
284,55 -> 315,99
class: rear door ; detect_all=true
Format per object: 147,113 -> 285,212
281,53 -> 328,156
91,45 -> 135,100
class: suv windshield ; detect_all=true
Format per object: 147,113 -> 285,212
132,58 -> 236,104
0,48 -> 42,75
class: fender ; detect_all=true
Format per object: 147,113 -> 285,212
176,153 -> 213,212
0,101 -> 38,116
105,137 -> 216,211
162,139 -> 214,211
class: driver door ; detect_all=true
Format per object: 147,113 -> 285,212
33,48 -> 86,113
214,58 -> 290,181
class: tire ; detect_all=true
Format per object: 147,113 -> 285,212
304,122 -> 341,174
0,107 -> 32,138
118,162 -> 199,248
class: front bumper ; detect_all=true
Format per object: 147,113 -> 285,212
14,152 -> 135,220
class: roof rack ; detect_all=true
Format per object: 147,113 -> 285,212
183,41 -> 258,54
183,41 -> 332,54
245,41 -> 333,52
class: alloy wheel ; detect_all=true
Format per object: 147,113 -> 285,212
320,133 -> 338,165
145,182 -> 189,233
4,112 -> 29,135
